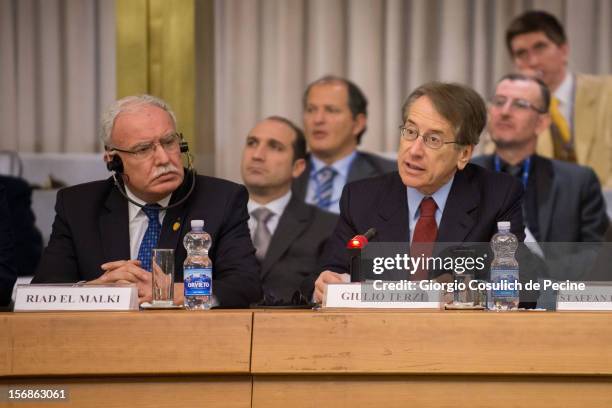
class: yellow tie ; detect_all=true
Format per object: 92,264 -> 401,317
549,97 -> 571,143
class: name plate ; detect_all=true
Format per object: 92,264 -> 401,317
556,282 -> 612,311
323,282 -> 442,309
14,284 -> 139,311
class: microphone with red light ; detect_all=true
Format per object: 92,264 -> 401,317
347,228 -> 377,282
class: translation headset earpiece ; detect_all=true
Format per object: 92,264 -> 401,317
106,154 -> 124,173
106,133 -> 197,210
179,140 -> 189,153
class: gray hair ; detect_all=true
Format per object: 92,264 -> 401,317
99,94 -> 177,146
402,82 -> 487,146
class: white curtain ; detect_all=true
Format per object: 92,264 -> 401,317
214,0 -> 611,182
0,0 -> 115,153
1,0 -> 610,182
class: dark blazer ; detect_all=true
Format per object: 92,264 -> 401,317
320,164 -> 525,275
0,185 -> 17,306
292,151 -> 396,201
0,176 -> 43,276
260,195 -> 338,300
472,154 -> 609,242
33,173 -> 262,308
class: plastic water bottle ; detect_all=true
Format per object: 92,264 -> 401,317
183,220 -> 213,310
489,221 -> 519,311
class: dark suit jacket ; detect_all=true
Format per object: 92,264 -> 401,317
260,195 -> 338,300
33,173 -> 262,308
472,154 -> 609,242
292,151 -> 396,201
0,185 -> 17,307
0,176 -> 43,276
320,164 -> 525,275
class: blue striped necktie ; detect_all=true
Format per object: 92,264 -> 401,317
315,166 -> 337,210
137,204 -> 161,272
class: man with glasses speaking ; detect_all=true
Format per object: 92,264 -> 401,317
314,82 -> 526,302
33,95 -> 262,308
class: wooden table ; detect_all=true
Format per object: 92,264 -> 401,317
0,311 -> 253,407
2,309 -> 612,407
251,310 -> 612,408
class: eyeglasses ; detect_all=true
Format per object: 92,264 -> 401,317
399,125 -> 460,150
489,95 -> 547,114
108,132 -> 182,160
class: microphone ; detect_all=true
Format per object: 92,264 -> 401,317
347,228 -> 377,249
364,228 -> 376,240
347,228 -> 377,282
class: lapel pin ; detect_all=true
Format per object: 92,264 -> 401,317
173,222 -> 181,232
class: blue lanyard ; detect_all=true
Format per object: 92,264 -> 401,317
494,155 -> 531,189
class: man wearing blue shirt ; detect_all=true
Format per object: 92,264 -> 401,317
314,82 -> 525,302
293,75 -> 396,214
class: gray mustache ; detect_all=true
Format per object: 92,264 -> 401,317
153,164 -> 180,178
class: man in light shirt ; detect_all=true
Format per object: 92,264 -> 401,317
506,10 -> 612,186
293,75 -> 396,214
241,117 -> 337,300
314,82 -> 526,303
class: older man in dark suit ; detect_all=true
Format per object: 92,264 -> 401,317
293,75 -> 396,214
33,95 -> 261,308
314,82 -> 526,302
241,117 -> 338,301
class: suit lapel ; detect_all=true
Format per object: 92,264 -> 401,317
260,196 -> 310,279
534,156 -> 555,242
377,173 -> 410,242
158,175 -> 193,252
574,75 -> 598,164
536,127 -> 554,158
100,184 -> 131,262
437,167 -> 479,242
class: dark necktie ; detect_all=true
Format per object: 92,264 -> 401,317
314,166 -> 337,210
137,204 -> 161,272
503,162 -> 522,178
410,197 -> 438,281
252,207 -> 274,261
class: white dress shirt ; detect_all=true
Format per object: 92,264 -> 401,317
247,191 -> 292,239
125,186 -> 172,260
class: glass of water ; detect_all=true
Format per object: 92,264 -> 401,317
151,249 -> 175,306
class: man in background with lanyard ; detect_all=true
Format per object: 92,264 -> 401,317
474,74 -> 609,246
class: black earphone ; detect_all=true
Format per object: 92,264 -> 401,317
106,136 -> 196,210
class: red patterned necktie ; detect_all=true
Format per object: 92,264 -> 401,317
410,197 -> 438,281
